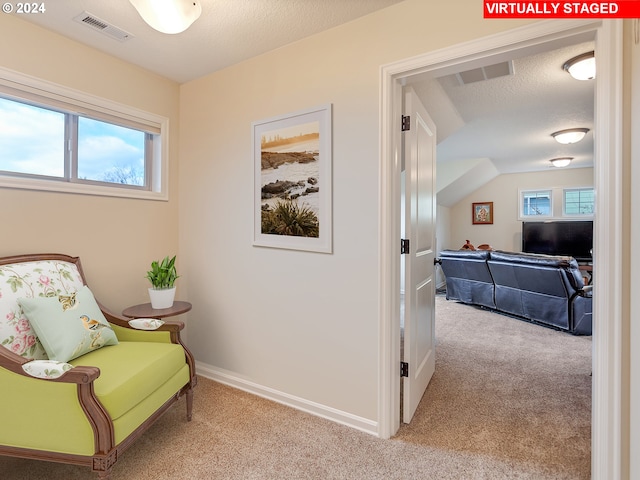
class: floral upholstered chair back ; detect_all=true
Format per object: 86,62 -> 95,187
0,260 -> 85,359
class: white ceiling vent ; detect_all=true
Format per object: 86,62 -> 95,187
73,12 -> 133,42
456,61 -> 514,85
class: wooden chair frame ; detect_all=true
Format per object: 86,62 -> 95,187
0,253 -> 197,478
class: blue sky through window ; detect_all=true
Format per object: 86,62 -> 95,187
78,117 -> 145,185
0,96 -> 145,186
0,97 -> 65,177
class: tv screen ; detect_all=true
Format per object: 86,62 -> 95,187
522,221 -> 593,262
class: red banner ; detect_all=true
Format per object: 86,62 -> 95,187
484,1 -> 640,18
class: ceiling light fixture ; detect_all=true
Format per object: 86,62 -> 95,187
563,51 -> 596,80
551,128 -> 590,144
550,157 -> 573,168
129,0 -> 201,34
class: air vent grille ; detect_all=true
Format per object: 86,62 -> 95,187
73,12 -> 133,42
455,61 -> 514,85
81,15 -> 108,30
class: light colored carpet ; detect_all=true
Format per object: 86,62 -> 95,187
0,297 -> 591,479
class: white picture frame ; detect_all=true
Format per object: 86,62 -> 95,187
253,104 -> 332,253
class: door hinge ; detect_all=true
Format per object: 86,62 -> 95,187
400,362 -> 409,377
401,238 -> 410,255
401,115 -> 411,131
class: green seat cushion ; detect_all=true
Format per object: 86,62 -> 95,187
69,341 -> 186,421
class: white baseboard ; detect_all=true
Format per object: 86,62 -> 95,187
195,361 -> 379,436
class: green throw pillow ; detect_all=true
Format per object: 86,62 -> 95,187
18,285 -> 118,362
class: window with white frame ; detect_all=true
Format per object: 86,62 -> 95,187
521,189 -> 552,217
563,187 -> 594,216
0,68 -> 168,200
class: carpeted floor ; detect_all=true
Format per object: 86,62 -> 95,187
0,297 -> 591,479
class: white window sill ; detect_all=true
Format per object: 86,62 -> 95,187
0,176 -> 168,201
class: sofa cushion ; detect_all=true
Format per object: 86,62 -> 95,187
439,249 -> 496,308
18,286 -> 118,362
0,260 -> 85,359
487,251 -> 585,331
439,249 -> 491,261
488,250 -> 584,292
69,341 -> 187,420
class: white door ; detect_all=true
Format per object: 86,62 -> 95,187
402,87 -> 437,423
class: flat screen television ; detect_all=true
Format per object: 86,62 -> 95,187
522,220 -> 593,262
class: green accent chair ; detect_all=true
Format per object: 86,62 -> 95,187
0,253 -> 197,478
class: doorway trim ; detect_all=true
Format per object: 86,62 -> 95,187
378,19 -> 623,478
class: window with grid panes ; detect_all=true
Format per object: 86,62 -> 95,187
521,190 -> 552,217
564,188 -> 594,216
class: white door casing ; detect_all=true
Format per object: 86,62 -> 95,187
402,87 -> 436,423
379,19 -> 623,479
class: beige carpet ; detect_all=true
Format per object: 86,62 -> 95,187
0,297 -> 591,479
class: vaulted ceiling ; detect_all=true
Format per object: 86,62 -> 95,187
409,37 -> 595,205
412,40 -> 595,174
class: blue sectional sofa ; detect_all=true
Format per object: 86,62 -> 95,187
438,249 -> 593,335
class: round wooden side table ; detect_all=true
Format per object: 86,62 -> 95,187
122,301 -> 192,319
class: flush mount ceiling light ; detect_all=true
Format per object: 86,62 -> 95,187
551,128 -> 590,144
129,0 -> 201,34
550,157 -> 573,168
563,51 -> 596,80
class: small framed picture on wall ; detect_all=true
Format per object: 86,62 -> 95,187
472,202 -> 493,225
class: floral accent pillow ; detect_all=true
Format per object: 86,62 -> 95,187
18,285 -> 118,362
22,360 -> 74,379
0,260 -> 85,359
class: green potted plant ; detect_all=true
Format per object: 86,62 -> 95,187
146,255 -> 179,309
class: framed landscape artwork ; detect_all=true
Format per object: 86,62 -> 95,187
472,202 -> 493,224
252,104 -> 332,253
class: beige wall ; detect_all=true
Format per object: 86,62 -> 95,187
1,3 -> 635,470
435,205 -> 451,287
0,15 -> 181,312
446,168 -> 594,252
179,0 -> 533,422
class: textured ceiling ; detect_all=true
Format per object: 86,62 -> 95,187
19,0 -> 405,83
17,2 -> 594,179
411,40 -> 595,175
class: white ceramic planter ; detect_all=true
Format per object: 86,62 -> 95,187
148,287 -> 176,309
